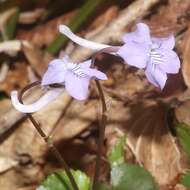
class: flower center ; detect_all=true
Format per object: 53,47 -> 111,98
149,43 -> 163,66
66,63 -> 88,78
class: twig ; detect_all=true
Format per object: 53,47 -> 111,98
0,62 -> 9,82
18,8 -> 45,24
18,81 -> 79,190
0,40 -> 29,55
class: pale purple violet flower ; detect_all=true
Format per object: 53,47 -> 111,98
11,56 -> 107,113
59,23 -> 180,89
41,55 -> 107,99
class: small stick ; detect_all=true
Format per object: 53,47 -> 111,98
18,81 -> 79,190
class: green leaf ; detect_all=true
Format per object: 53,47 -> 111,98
111,164 -> 158,190
180,171 -> 190,188
108,136 -> 126,167
37,170 -> 90,190
176,123 -> 190,160
3,7 -> 19,40
2,8 -> 19,40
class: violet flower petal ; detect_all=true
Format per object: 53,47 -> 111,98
153,68 -> 167,90
79,60 -> 108,80
145,68 -> 159,88
145,62 -> 167,90
156,49 -> 180,74
64,60 -> 107,100
41,59 -> 67,86
82,68 -> 108,80
79,59 -> 92,68
152,35 -> 175,50
11,88 -> 64,113
65,71 -> 90,100
117,42 -> 149,68
122,23 -> 151,44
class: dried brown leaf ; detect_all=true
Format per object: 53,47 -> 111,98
22,43 -> 52,76
174,184 -> 188,190
0,63 -> 28,94
0,92 -> 71,189
86,5 -> 119,32
181,25 -> 190,88
147,0 -> 190,36
175,99 -> 190,126
105,100 -> 186,185
127,101 -> 185,185
0,155 -> 17,173
17,10 -> 76,47
52,100 -> 98,141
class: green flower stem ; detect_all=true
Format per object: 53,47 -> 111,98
18,81 -> 79,190
46,0 -> 105,54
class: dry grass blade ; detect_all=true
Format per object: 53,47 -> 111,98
22,43 -> 52,76
18,8 -> 45,24
0,63 -> 28,94
17,10 -> 76,47
0,40 -> 28,55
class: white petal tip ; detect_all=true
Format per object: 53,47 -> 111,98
11,90 -> 17,97
11,88 -> 64,113
102,75 -> 108,80
59,25 -> 70,34
58,24 -> 110,50
11,90 -> 27,113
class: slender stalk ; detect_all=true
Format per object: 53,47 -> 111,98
91,47 -> 118,190
18,81 -> 79,190
92,80 -> 107,190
